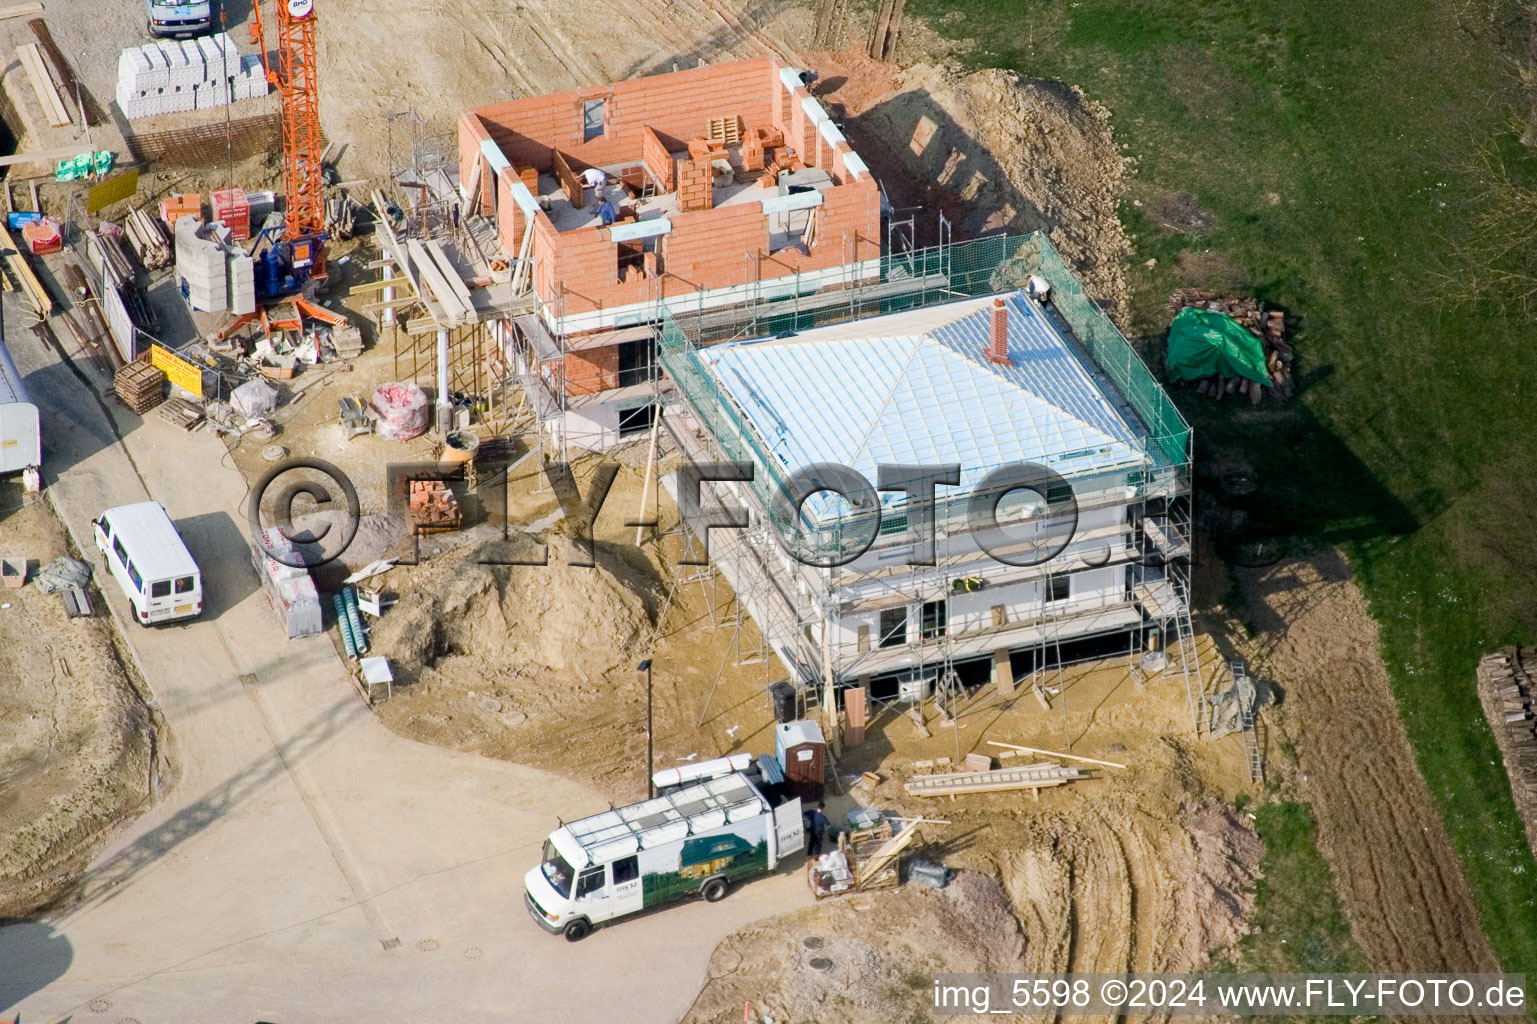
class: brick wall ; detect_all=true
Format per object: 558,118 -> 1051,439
563,343 -> 619,395
470,57 -> 779,178
641,125 -> 675,191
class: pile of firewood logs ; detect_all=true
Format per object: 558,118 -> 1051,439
1169,290 -> 1295,404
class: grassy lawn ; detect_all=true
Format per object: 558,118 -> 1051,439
903,0 -> 1537,975
1241,803 -> 1377,979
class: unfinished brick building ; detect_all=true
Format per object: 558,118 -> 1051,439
456,56 -> 884,448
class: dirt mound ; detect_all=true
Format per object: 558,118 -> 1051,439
372,534 -> 667,794
681,870 -> 1025,1024
373,535 -> 654,679
831,58 -> 1131,316
1234,552 -> 1501,980
0,499 -> 153,916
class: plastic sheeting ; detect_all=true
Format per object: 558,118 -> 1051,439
370,382 -> 428,441
1166,308 -> 1271,384
230,378 -> 279,419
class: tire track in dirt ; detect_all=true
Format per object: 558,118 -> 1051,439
1237,553 -> 1500,1018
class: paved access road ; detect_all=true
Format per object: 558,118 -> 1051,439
0,314 -> 807,1022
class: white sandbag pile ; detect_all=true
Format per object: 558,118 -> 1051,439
115,33 -> 268,120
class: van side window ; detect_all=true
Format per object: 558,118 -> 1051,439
612,856 -> 639,884
175,576 -> 196,594
575,867 -> 606,898
127,561 -> 143,592
112,537 -> 128,565
151,580 -> 171,598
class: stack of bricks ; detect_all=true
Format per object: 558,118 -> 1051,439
758,148 -> 804,188
407,480 -> 461,532
210,188 -> 250,240
741,125 -> 784,173
676,158 -> 713,212
159,192 -> 201,228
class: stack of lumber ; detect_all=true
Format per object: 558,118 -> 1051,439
1169,289 -> 1295,403
1476,648 -> 1537,855
126,207 -> 172,268
407,479 -> 460,533
16,41 -> 70,127
0,222 -> 53,318
114,358 -> 165,413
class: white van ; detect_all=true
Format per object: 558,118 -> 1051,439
92,501 -> 203,625
525,765 -> 804,941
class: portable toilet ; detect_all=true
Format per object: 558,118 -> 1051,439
775,719 -> 826,802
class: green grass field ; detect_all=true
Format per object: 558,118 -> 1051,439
903,0 -> 1537,976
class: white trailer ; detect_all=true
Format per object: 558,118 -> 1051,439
0,333 -> 40,491
525,770 -> 804,941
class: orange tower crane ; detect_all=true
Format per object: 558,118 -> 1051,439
250,0 -> 326,282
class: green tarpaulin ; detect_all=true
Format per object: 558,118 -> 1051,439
1166,307 -> 1271,384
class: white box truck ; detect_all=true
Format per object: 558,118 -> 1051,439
92,501 -> 203,625
526,768 -> 804,941
0,333 -> 40,492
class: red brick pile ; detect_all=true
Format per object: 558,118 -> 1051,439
408,479 -> 461,532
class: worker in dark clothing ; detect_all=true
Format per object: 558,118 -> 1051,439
807,801 -> 831,857
597,196 -> 617,226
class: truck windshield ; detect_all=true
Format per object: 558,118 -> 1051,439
540,840 -> 574,899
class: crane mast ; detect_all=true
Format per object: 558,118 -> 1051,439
251,0 -> 326,283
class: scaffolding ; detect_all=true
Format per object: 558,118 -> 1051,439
657,231 -> 1200,732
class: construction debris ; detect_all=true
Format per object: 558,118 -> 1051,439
1168,289 -> 1294,402
1206,669 -> 1258,740
1476,648 -> 1537,855
371,382 -> 428,441
32,556 -> 91,594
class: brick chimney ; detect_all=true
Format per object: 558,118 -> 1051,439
987,297 -> 1013,366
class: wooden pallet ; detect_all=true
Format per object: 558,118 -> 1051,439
114,359 -> 165,414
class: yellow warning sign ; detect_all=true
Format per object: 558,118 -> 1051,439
86,169 -> 140,214
151,344 -> 203,398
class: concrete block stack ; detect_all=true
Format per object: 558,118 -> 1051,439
226,251 -> 255,316
175,215 -> 227,312
115,32 -> 268,120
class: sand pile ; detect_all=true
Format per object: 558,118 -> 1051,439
681,870 -> 1026,1024
372,535 -> 654,681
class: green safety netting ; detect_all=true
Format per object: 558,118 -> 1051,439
1166,307 -> 1271,384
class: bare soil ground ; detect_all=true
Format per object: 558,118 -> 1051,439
0,492 -> 153,917
1228,551 -> 1501,980
807,49 -> 1132,313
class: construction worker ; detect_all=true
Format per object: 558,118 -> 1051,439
597,196 -> 618,226
581,166 -> 612,199
806,801 -> 831,857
